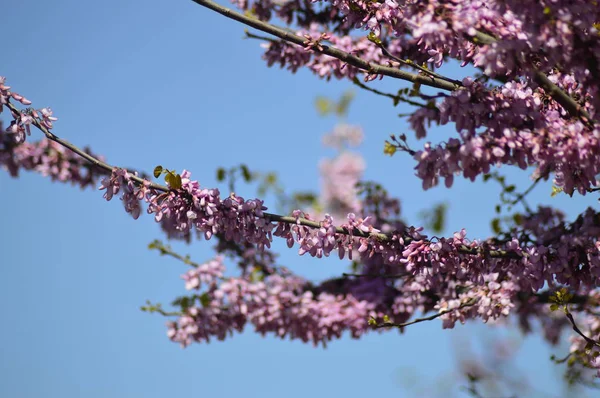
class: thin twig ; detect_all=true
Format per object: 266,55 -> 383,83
510,177 -> 542,212
373,299 -> 477,329
148,240 -> 200,267
6,102 -> 168,192
565,311 -> 600,347
351,77 -> 427,107
245,30 -> 277,43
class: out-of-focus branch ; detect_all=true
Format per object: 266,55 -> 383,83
372,299 -> 477,329
351,77 -> 428,108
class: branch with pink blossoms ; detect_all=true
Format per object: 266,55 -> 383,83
4,101 -> 166,192
189,0 -> 459,91
468,30 -> 595,126
2,99 -> 390,242
6,77 -> 600,351
2,91 -> 530,261
232,0 -> 595,131
9,89 -> 600,306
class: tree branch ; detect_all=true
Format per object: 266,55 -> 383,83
470,30 -> 594,126
7,100 -> 527,261
6,102 -> 168,192
189,0 -> 459,91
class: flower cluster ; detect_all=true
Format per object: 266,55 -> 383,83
167,258 -> 409,347
182,256 -> 226,290
412,77 -> 600,194
0,121 -> 105,188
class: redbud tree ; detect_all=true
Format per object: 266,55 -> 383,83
2,0 -> 600,389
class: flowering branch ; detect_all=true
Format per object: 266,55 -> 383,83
469,30 -> 594,126
4,101 -> 167,191
189,0 -> 459,91
5,97 -> 531,262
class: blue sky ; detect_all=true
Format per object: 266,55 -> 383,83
1,0 -> 596,397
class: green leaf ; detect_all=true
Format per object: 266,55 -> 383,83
430,203 -> 447,234
315,96 -> 332,116
551,185 -> 563,197
383,141 -> 397,156
491,218 -> 501,234
505,185 -> 515,193
495,205 -> 501,214
513,213 -> 523,225
240,164 -> 252,182
368,317 -> 377,326
216,167 -> 226,181
164,172 -> 174,187
199,293 -> 211,308
179,296 -> 190,310
549,303 -> 559,311
585,342 -> 594,355
409,82 -> 422,96
383,314 -> 390,323
483,174 -> 491,182
266,172 -> 277,184
153,165 -> 163,178
336,90 -> 355,116
250,267 -> 265,282
367,32 -> 382,45
165,172 -> 182,189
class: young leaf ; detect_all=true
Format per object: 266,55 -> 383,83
384,141 -> 397,156
315,96 -> 332,116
